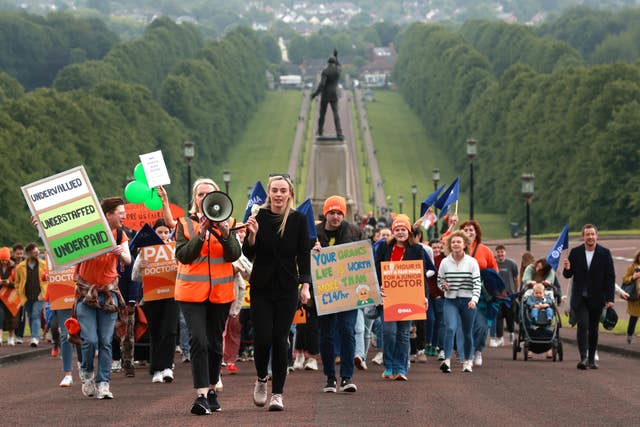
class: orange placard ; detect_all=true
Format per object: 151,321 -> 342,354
123,203 -> 185,231
142,242 -> 177,301
48,266 -> 76,310
241,280 -> 251,309
0,286 -> 21,316
381,260 -> 426,322
292,306 -> 307,324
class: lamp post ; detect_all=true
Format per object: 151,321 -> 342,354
398,195 -> 404,214
466,139 -> 478,219
223,170 -> 231,194
521,173 -> 535,251
184,141 -> 195,210
411,184 -> 417,223
432,168 -> 440,238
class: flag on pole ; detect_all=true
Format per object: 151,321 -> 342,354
296,198 -> 317,240
546,225 -> 569,271
420,184 -> 445,216
243,181 -> 267,222
435,177 -> 460,219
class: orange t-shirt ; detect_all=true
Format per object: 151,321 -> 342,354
78,229 -> 128,286
470,242 -> 498,271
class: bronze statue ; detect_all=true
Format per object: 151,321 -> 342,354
311,49 -> 343,140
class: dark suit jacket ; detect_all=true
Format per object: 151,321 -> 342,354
311,61 -> 341,102
562,243 -> 615,310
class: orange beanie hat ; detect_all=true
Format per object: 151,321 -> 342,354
323,195 -> 347,217
392,214 -> 412,232
0,247 -> 10,260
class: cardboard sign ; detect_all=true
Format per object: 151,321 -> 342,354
0,286 -> 21,316
311,240 -> 381,316
21,166 -> 115,270
140,150 -> 171,188
48,265 -> 76,310
292,306 -> 307,324
141,242 -> 177,301
381,260 -> 426,321
123,203 -> 185,231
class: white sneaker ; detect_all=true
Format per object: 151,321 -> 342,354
175,345 -> 182,354
81,373 -> 96,397
96,381 -> 114,399
7,336 -> 16,346
293,353 -> 305,370
462,360 -> 473,373
15,337 -> 23,344
110,360 -> 122,372
437,350 -> 445,361
253,378 -> 268,407
595,351 -> 599,362
488,338 -> 498,347
59,375 -> 73,387
268,393 -> 284,411
473,351 -> 483,366
304,357 -> 318,371
372,351 -> 383,365
497,337 -> 505,347
29,337 -> 39,347
215,377 -> 223,392
162,368 -> 174,383
152,371 -> 164,383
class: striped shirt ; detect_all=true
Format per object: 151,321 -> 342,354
437,254 -> 481,303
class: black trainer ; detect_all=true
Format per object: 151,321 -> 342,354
323,376 -> 337,393
207,389 -> 221,412
191,394 -> 212,415
339,378 -> 357,392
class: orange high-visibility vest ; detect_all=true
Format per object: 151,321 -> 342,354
174,217 -> 235,304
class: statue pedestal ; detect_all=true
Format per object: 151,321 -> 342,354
308,136 -> 354,219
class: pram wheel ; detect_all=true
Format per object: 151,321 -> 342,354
558,341 -> 563,361
512,338 -> 518,360
523,343 -> 529,361
552,345 -> 557,362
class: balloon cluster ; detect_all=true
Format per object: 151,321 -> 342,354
124,163 -> 162,210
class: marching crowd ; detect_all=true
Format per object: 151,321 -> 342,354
0,174 -> 633,415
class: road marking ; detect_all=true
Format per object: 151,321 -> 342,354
614,256 -> 633,262
611,246 -> 638,251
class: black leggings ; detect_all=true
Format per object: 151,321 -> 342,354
495,302 -> 515,337
251,289 -> 298,394
180,301 -> 230,389
575,297 -> 601,362
628,316 -> 638,336
145,299 -> 179,372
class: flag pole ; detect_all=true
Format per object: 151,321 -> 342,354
454,200 -> 458,215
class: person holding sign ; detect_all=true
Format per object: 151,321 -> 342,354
437,230 -> 481,374
14,243 -> 48,347
243,174 -> 311,412
374,214 -> 435,381
174,178 -> 241,415
313,195 -> 364,393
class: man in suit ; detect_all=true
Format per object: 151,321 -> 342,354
311,49 -> 343,140
562,224 -> 615,370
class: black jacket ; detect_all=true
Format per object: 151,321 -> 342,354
316,220 -> 364,247
563,243 -> 615,310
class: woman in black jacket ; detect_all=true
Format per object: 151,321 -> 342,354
243,174 -> 311,411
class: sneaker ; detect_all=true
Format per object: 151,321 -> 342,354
175,345 -> 182,354
440,360 -> 451,373
123,361 -> 135,377
381,368 -> 394,379
78,363 -> 87,384
152,371 -> 164,383
426,346 -> 437,356
628,335 -> 633,344
304,357 -> 318,371
287,365 -> 295,374
182,352 -> 191,363
489,338 -> 498,348
96,381 -> 114,399
354,355 -> 367,370
409,353 -> 417,363
81,373 -> 96,397
226,363 -> 238,374
207,389 -> 221,412
110,360 -> 122,372
7,336 -> 15,346
416,350 -> 427,363
497,337 -> 505,347
215,377 -> 223,392
323,377 -> 337,393
59,375 -> 73,387
191,394 -> 212,415
51,345 -> 60,357
462,360 -> 473,373
473,351 -> 483,367
253,377 -> 268,406
594,351 -> 599,362
293,353 -> 305,370
372,352 -> 383,365
340,378 -> 357,392
15,337 -> 23,344
437,350 -> 445,361
30,337 -> 39,347
162,368 -> 174,383
395,373 -> 408,381
268,393 -> 284,411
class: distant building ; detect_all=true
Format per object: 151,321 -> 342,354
279,74 -> 303,89
360,46 -> 397,88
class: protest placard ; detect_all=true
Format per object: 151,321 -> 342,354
381,260 -> 426,321
48,265 -> 76,310
139,150 -> 171,188
123,203 -> 184,231
0,286 -> 21,316
241,281 -> 251,309
21,166 -> 115,270
292,306 -> 307,324
311,240 -> 380,316
141,242 -> 177,301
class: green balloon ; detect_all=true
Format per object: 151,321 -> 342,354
144,193 -> 163,211
124,181 -> 151,204
133,162 -> 148,185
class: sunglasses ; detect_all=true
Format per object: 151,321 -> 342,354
269,173 -> 292,180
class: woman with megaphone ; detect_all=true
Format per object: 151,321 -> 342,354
174,178 -> 241,415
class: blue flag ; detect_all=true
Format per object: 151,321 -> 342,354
243,181 -> 267,222
296,198 -> 317,240
546,225 -> 569,271
420,184 -> 445,216
434,177 -> 460,218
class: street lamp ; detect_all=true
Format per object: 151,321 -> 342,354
432,168 -> 440,237
398,195 -> 404,214
223,170 -> 231,194
184,141 -> 195,210
521,173 -> 535,251
466,139 -> 478,219
411,184 -> 417,223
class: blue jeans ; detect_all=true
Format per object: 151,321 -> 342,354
56,309 -> 82,372
382,315 -> 411,375
473,309 -> 488,353
372,312 -> 383,350
24,300 -> 44,340
531,307 -> 553,323
425,294 -> 437,346
433,297 -> 445,350
443,298 -> 475,361
354,308 -> 373,359
319,309 -> 357,379
76,294 -> 118,383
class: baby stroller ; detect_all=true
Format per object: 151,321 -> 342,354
512,283 -> 563,362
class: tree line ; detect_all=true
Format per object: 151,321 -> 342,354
394,14 -> 640,232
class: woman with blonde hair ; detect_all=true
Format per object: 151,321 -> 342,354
243,174 -> 311,411
622,250 -> 640,344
